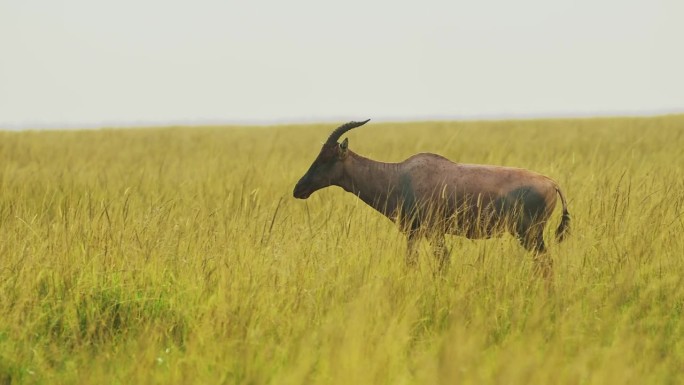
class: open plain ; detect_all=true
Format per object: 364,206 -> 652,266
1,115 -> 683,384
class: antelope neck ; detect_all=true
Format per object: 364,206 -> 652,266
334,151 -> 401,216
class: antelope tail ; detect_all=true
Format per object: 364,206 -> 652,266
555,186 -> 571,242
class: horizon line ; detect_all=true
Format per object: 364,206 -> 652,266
2,109 -> 683,131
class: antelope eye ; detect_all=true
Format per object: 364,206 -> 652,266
317,158 -> 335,169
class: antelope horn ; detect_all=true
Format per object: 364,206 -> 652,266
326,119 -> 371,144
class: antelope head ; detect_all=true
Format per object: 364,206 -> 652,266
293,119 -> 370,199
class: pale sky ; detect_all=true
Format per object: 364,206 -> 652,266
1,0 -> 683,129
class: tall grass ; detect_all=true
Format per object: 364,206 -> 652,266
1,116 -> 683,384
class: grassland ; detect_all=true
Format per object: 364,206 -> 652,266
1,115 -> 683,384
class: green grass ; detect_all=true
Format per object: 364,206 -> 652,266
1,115 -> 683,384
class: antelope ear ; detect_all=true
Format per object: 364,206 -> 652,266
338,138 -> 348,158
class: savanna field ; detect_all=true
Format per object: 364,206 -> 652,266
1,115 -> 683,384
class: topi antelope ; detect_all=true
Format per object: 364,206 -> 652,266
293,120 -> 570,276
